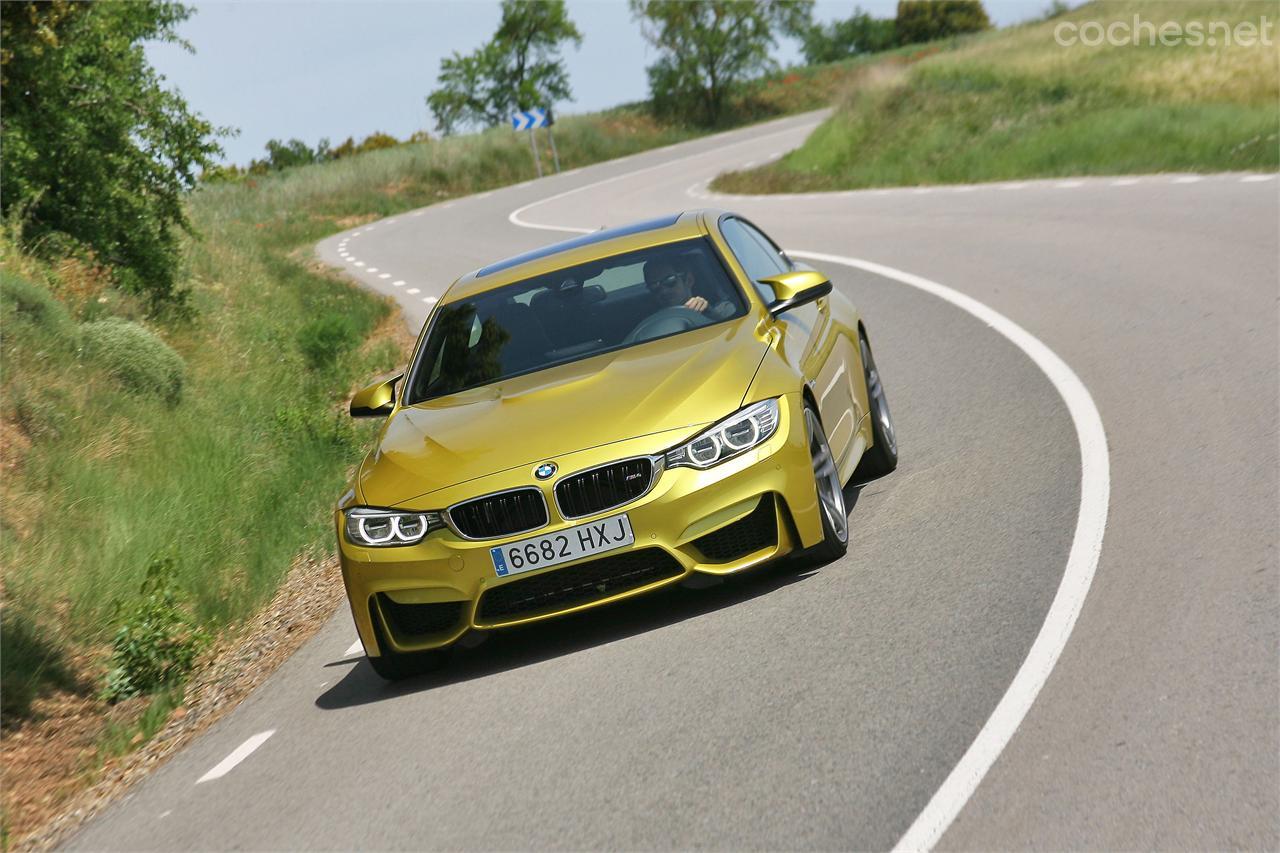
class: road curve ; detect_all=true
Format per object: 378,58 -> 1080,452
69,112 -> 1278,850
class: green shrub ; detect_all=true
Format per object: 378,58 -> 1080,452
895,1 -> 991,46
79,317 -> 185,404
103,557 -> 208,702
296,314 -> 359,369
0,270 -> 75,340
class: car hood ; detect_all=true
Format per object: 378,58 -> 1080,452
358,318 -> 767,507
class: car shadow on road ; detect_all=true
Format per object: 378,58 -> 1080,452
316,483 -> 863,710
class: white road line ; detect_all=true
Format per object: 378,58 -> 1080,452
1241,174 -> 1276,182
345,640 -> 363,657
411,210 -> 425,217
354,261 -> 365,267
953,186 -> 977,193
1172,175 -> 1202,184
378,273 -> 391,279
999,182 -> 1027,191
386,218 -> 398,224
367,267 -> 378,273
770,150 -> 784,158
392,280 -> 405,287
1111,178 -> 1140,186
159,810 -> 171,819
423,296 -> 437,304
196,730 -> 276,784
509,117 -> 823,234
742,160 -> 757,169
351,231 -> 361,237
509,168 -> 1109,852
1056,180 -> 1084,188
441,202 -> 455,209
788,251 -> 1109,853
407,288 -> 420,295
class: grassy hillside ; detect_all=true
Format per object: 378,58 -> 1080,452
713,1 -> 1279,193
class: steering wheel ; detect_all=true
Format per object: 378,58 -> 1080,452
624,306 -> 710,344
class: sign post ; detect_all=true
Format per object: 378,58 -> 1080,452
512,107 -> 557,177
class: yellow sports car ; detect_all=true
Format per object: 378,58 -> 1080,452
337,210 -> 897,679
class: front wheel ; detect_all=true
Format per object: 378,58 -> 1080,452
854,330 -> 898,480
804,402 -> 849,564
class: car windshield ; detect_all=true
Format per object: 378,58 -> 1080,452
406,237 -> 748,403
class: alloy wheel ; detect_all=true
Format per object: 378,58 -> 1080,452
805,407 -> 848,544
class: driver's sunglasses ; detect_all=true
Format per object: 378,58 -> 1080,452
646,273 -> 681,291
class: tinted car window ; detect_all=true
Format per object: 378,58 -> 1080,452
406,238 -> 747,403
721,218 -> 788,301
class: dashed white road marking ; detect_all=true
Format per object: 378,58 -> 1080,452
1172,175 -> 1203,184
1241,174 -> 1276,182
1111,178 -> 1140,186
411,210 -> 425,217
378,273 -> 391,279
423,296 -> 437,304
770,150 -> 783,158
196,730 -> 275,784
354,261 -> 365,267
393,280 -> 405,287
1056,180 -> 1084,188
386,219 -> 398,224
441,202 -> 455,209
159,810 -> 172,820
742,160 -> 757,169
407,288 -> 420,295
351,231 -> 361,237
345,640 -> 363,657
999,183 -> 1028,191
912,187 -> 932,195
367,267 -> 378,273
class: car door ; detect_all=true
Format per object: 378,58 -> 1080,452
718,216 -> 861,466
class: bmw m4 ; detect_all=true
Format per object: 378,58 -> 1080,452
337,210 -> 897,679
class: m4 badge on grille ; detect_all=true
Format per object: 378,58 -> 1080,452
534,462 -> 557,480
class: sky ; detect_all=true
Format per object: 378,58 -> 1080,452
145,1 -> 1046,166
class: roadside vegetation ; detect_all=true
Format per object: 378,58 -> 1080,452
713,0 -> 1280,193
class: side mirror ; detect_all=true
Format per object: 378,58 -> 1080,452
350,373 -> 402,418
758,270 -> 833,318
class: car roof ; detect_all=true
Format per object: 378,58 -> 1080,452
444,209 -> 725,302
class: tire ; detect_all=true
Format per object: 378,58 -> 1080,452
803,402 -> 849,564
365,606 -> 451,681
853,329 -> 898,481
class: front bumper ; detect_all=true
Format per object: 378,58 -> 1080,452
336,393 -> 824,656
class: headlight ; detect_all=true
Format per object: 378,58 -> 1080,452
665,398 -> 780,469
344,507 -> 445,547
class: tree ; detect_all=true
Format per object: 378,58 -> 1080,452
630,1 -> 813,127
798,7 -> 895,64
894,0 -> 990,46
1,1 -> 229,306
426,0 -> 581,135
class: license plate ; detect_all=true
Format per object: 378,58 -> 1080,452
490,513 -> 634,577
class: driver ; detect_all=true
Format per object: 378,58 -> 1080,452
643,256 -> 736,320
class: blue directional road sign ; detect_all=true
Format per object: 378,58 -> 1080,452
512,108 -> 550,131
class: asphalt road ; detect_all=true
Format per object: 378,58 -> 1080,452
70,112 -> 1278,850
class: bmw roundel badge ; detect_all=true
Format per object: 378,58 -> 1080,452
534,462 -> 557,480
